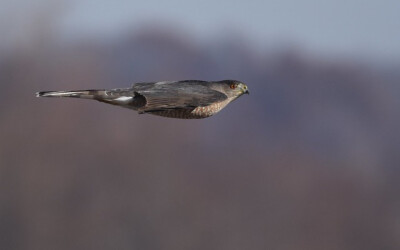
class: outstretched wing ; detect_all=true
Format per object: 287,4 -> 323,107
132,81 -> 227,113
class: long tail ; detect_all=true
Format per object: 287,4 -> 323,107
36,89 -> 107,99
36,88 -> 145,109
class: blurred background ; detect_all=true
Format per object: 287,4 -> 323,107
1,0 -> 400,249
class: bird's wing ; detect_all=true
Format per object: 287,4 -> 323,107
133,82 -> 227,112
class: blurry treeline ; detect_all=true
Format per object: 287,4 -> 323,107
1,26 -> 400,250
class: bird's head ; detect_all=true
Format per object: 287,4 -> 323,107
217,80 -> 249,98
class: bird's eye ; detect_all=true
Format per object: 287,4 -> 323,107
230,84 -> 236,89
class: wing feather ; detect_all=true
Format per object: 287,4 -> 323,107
132,81 -> 227,112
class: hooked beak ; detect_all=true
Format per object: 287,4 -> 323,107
243,86 -> 249,95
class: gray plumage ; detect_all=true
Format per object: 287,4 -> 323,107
36,80 -> 249,119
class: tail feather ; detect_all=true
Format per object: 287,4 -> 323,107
36,89 -> 106,99
36,88 -> 142,109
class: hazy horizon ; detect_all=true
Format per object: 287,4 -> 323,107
2,0 -> 400,62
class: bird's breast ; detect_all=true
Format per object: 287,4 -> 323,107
191,98 -> 232,118
147,99 -> 232,119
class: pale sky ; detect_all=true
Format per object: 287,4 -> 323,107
3,0 -> 400,61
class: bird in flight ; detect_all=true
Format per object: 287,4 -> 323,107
36,80 -> 249,119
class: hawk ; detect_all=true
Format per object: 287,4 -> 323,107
36,80 -> 249,119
